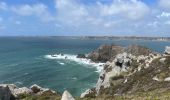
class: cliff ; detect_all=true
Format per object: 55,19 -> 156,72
81,45 -> 170,100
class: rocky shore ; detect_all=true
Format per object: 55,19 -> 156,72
1,44 -> 170,100
0,84 -> 75,100
81,44 -> 170,99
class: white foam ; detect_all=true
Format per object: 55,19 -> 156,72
44,54 -> 105,72
59,62 -> 65,65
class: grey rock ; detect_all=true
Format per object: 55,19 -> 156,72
164,46 -> 170,55
30,84 -> 41,93
80,88 -> 96,98
13,87 -> 32,97
0,84 -> 13,100
61,90 -> 75,100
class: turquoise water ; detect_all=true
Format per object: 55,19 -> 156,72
0,37 -> 170,96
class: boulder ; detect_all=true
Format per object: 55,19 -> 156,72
13,87 -> 32,96
0,85 -> 14,100
76,54 -> 86,58
30,84 -> 41,93
61,90 -> 75,100
164,46 -> 170,55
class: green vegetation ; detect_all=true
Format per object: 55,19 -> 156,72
17,91 -> 61,100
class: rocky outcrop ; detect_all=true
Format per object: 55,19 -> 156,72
61,90 -> 75,100
0,84 -> 61,100
0,84 -> 14,100
87,44 -> 157,63
165,46 -> 170,55
88,44 -> 124,62
80,88 -> 96,98
95,53 -> 134,95
81,44 -> 164,99
125,45 -> 155,56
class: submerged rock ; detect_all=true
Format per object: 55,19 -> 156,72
61,90 -> 75,100
76,54 -> 86,58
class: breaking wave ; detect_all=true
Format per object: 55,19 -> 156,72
44,54 -> 104,72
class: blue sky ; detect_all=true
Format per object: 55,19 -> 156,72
0,0 -> 170,36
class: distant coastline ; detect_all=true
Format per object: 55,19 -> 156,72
69,36 -> 170,41
0,36 -> 170,41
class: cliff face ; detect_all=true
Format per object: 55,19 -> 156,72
81,45 -> 170,99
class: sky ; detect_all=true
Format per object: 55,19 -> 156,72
0,0 -> 170,36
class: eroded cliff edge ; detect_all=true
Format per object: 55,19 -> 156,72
81,45 -> 170,100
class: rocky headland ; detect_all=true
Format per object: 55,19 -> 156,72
81,44 -> 170,100
1,44 -> 170,100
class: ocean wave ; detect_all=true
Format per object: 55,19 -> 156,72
15,81 -> 23,85
44,54 -> 104,72
58,62 -> 65,65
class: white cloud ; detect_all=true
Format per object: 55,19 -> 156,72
11,3 -> 54,22
159,0 -> 170,10
55,0 -> 89,26
1,0 -> 170,36
99,0 -> 150,20
54,0 -> 150,31
159,12 -> 170,17
0,2 -> 7,10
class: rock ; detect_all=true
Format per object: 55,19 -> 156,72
164,77 -> 170,81
164,46 -> 170,55
76,54 -> 86,58
30,84 -> 41,93
13,87 -> 32,96
159,58 -> 166,64
80,88 -> 96,98
37,88 -> 57,95
0,85 -> 13,100
88,44 -> 124,62
125,45 -> 155,56
152,76 -> 161,81
61,90 -> 75,100
114,53 -> 132,70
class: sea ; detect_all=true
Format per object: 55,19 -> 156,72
0,37 -> 170,96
